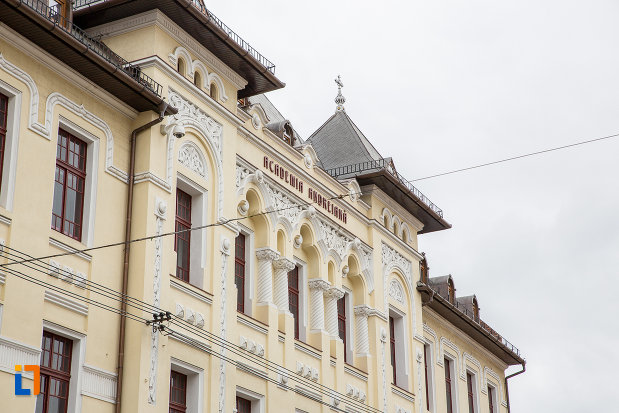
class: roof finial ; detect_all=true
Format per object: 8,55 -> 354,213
334,75 -> 346,112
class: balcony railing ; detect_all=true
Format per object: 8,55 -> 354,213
74,0 -> 277,74
21,0 -> 163,97
428,284 -> 522,358
325,158 -> 444,218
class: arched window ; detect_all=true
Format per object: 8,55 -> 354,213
194,71 -> 202,88
209,83 -> 218,101
419,256 -> 428,284
447,278 -> 455,304
177,58 -> 186,76
282,123 -> 294,146
472,297 -> 479,322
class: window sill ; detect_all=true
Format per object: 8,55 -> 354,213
294,339 -> 322,360
169,275 -> 213,305
344,362 -> 368,377
391,384 -> 415,402
0,211 -> 11,226
49,236 -> 91,262
237,312 -> 268,335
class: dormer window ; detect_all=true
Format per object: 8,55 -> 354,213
282,123 -> 294,146
447,279 -> 455,304
49,0 -> 69,24
472,297 -> 479,322
419,257 -> 428,284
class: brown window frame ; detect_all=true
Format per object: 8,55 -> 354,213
51,129 -> 87,241
488,385 -> 495,413
235,234 -> 246,313
337,295 -> 347,363
467,372 -> 475,413
288,265 -> 300,340
169,370 -> 187,413
174,188 -> 192,282
0,92 -> 8,191
389,316 -> 397,384
424,344 -> 430,410
445,358 -> 453,413
236,395 -> 252,413
36,331 -> 73,413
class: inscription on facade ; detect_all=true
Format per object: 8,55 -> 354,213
263,156 -> 347,223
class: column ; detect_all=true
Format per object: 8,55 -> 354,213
255,247 -> 279,305
324,287 -> 345,338
273,257 -> 295,313
354,304 -> 372,356
308,279 -> 330,331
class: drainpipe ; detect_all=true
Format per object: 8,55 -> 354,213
115,102 -> 172,413
505,361 -> 526,413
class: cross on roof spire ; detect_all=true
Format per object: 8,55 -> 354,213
334,75 -> 346,112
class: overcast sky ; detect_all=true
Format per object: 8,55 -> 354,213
211,1 -> 619,411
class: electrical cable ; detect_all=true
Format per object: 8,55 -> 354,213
1,246 -> 382,413
410,131 -> 619,182
0,190 -> 360,268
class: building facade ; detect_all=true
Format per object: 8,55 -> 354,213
0,1 -> 524,413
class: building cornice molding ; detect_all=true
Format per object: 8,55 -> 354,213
85,9 -> 247,90
423,308 -> 509,371
0,24 -> 137,119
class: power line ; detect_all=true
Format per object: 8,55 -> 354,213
411,131 -> 619,182
1,245 -> 382,413
0,190 -> 359,268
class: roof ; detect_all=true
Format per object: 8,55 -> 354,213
307,111 -> 382,170
307,110 -> 450,233
73,0 -> 285,98
247,94 -> 304,144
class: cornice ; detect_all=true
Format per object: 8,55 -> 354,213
131,56 -> 243,127
0,24 -> 137,119
85,10 -> 247,89
423,308 -> 509,371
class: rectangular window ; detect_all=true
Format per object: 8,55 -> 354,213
35,331 -> 73,413
424,344 -> 430,411
235,234 -> 246,313
337,295 -> 347,363
51,129 -> 87,241
444,358 -> 453,413
169,370 -> 187,413
488,386 -> 495,413
175,188 -> 192,282
467,372 -> 475,413
236,395 -> 252,413
389,316 -> 397,384
288,265 -> 300,340
0,92 -> 8,191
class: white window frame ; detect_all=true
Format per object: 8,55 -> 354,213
55,117 -> 100,248
0,80 -> 22,212
443,351 -> 459,413
236,223 -> 254,316
170,358 -> 204,413
389,306 -> 409,390
466,368 -> 480,413
235,386 -> 264,413
423,340 -> 436,413
486,380 -> 499,413
293,257 -> 308,343
176,173 -> 207,288
342,286 -> 354,363
41,320 -> 86,413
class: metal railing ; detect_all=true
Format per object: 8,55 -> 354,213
429,285 -> 522,358
325,158 -> 444,218
74,0 -> 277,74
22,0 -> 163,97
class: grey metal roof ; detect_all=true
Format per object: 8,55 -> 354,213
248,94 -> 304,144
306,111 -> 383,171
